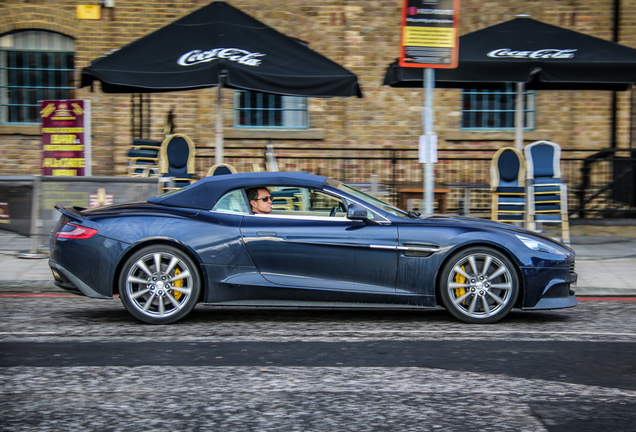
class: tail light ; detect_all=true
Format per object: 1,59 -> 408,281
53,222 -> 98,239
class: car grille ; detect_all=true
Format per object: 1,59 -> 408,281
544,283 -> 572,298
570,262 -> 576,274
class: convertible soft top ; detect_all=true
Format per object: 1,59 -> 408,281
148,172 -> 329,210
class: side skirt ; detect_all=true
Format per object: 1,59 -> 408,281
204,281 -> 436,308
202,299 -> 439,309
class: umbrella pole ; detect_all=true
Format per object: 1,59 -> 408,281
215,74 -> 226,164
515,82 -> 525,150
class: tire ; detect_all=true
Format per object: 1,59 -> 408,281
119,244 -> 201,324
439,246 -> 519,324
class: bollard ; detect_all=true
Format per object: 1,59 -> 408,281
18,174 -> 47,259
371,174 -> 378,197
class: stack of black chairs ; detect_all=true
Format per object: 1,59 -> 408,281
127,139 -> 162,177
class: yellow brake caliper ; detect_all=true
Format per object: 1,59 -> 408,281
455,265 -> 466,303
173,268 -> 183,300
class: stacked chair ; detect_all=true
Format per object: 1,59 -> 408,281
490,147 -> 527,224
524,140 -> 570,244
127,109 -> 176,177
490,140 -> 570,245
158,134 -> 196,193
207,163 -> 238,176
127,139 -> 162,177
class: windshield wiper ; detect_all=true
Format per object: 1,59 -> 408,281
407,211 -> 421,218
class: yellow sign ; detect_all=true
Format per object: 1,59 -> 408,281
50,135 -> 78,144
42,128 -> 84,133
77,5 -> 101,20
42,158 -> 85,168
43,145 -> 84,151
403,27 -> 455,48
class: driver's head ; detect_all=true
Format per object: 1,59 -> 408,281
247,187 -> 272,214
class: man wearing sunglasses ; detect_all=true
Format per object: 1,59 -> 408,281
246,187 -> 273,214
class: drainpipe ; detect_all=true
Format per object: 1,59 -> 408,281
610,0 -> 620,148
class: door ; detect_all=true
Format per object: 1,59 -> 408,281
240,188 -> 398,293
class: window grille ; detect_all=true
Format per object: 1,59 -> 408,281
0,30 -> 75,124
234,90 -> 308,129
462,85 -> 535,130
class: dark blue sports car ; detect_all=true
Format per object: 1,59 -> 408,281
49,172 -> 577,324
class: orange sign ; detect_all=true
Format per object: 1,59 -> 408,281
399,0 -> 460,68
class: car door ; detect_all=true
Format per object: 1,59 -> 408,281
240,188 -> 398,294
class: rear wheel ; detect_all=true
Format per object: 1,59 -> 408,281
439,246 -> 519,324
119,245 -> 201,324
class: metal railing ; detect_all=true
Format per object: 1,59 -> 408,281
197,145 -> 636,219
0,176 -> 159,255
3,147 -> 632,255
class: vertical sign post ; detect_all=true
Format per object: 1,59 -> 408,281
40,100 -> 92,176
399,0 -> 459,216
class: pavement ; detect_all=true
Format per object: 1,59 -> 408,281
1,225 -> 636,297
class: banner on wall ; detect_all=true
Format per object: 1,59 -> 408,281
399,0 -> 460,68
40,100 -> 92,176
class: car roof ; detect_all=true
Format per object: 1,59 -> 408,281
148,171 -> 329,210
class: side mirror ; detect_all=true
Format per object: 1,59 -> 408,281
347,203 -> 368,221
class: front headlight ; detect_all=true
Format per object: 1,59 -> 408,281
515,234 -> 566,256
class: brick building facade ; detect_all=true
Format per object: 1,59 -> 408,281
1,0 -> 634,188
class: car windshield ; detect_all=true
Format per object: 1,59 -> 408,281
327,179 -> 412,218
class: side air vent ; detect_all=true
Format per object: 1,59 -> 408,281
398,244 -> 441,257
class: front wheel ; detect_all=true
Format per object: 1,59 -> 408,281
119,245 -> 201,324
439,246 -> 519,324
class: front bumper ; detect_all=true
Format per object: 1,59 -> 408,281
521,265 -> 578,310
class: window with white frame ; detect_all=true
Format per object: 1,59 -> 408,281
0,30 -> 75,124
234,90 -> 308,128
462,84 -> 535,130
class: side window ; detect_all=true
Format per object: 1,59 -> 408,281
306,189 -> 346,216
268,187 -> 346,217
212,189 -> 250,214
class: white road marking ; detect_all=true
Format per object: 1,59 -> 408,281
2,330 -> 636,337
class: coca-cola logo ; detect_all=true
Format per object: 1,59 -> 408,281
178,48 -> 265,67
487,48 -> 577,59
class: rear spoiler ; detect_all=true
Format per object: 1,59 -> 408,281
54,205 -> 86,222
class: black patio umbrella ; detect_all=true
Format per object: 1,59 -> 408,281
384,15 -> 636,147
81,1 -> 362,161
385,15 -> 636,91
81,1 -> 362,97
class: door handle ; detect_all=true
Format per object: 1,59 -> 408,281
256,231 -> 277,237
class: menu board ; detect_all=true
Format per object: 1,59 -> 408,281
40,100 -> 91,176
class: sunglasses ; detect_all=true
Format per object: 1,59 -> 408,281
255,196 -> 273,203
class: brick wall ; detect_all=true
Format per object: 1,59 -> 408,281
1,0 -> 634,179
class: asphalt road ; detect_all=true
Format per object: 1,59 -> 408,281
2,296 -> 636,431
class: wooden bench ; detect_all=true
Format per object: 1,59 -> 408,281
398,188 -> 451,213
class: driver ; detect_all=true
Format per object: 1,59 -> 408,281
247,187 -> 273,214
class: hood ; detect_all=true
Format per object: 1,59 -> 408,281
415,214 -> 574,253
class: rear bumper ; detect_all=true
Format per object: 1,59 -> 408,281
49,259 -> 112,299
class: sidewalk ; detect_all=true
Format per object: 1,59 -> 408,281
1,228 -> 636,296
